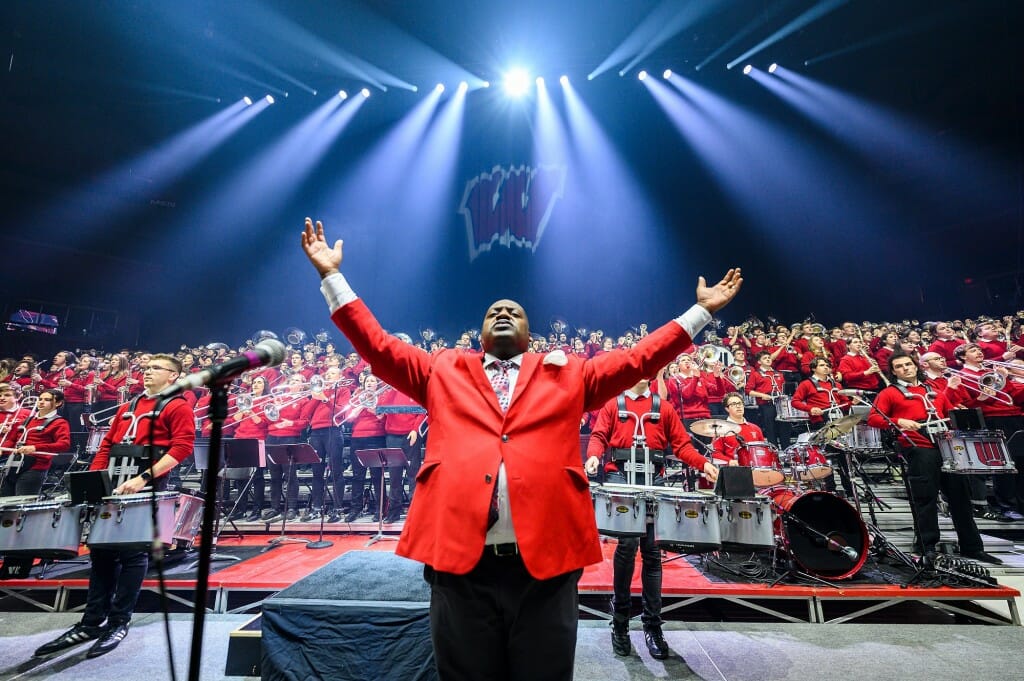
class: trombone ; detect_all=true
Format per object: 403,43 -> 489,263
944,368 -> 1015,406
332,383 -> 392,426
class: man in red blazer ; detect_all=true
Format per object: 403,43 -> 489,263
301,218 -> 742,681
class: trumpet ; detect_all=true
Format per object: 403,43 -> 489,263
944,368 -> 1014,406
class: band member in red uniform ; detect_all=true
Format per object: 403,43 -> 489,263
746,351 -> 788,446
800,336 -> 832,378
975,320 -> 1021,361
0,383 -> 30,453
873,331 -> 899,371
769,329 -> 801,382
344,374 -> 388,522
584,377 -> 717,661
711,392 -> 766,465
2,389 -> 71,496
927,322 -> 965,367
230,375 -> 270,521
37,351 -> 75,392
301,218 -> 740,681
918,352 -> 969,406
34,354 -> 194,659
263,373 -> 312,522
957,343 -> 1024,521
93,354 -> 131,425
9,360 -> 35,393
378,381 -> 427,523
791,358 -> 850,425
836,337 -> 882,391
303,367 -> 349,522
867,353 -> 997,563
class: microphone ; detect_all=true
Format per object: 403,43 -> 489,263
156,339 -> 286,399
824,534 -> 859,562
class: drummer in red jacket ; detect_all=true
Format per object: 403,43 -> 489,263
584,377 -> 716,660
301,218 -> 742,679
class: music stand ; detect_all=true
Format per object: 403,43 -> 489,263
355,448 -> 408,547
265,444 -> 320,550
219,438 -> 267,538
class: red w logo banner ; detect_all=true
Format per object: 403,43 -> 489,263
458,164 -> 567,261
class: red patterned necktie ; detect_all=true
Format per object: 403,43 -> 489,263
486,359 -> 515,529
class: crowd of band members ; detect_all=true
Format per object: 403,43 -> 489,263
2,312 -> 1024,523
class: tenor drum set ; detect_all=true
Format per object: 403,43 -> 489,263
0,490 -> 205,565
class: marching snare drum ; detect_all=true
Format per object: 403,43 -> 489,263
719,496 -> 774,549
0,500 -> 85,559
937,430 -> 1017,475
834,425 -> 883,452
592,484 -> 649,537
736,442 -> 785,487
172,491 -> 204,545
774,396 -> 809,422
653,490 -> 721,553
87,491 -> 178,550
767,487 -> 868,580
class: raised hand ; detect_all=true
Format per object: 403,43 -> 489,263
696,268 -> 743,314
301,217 -> 343,278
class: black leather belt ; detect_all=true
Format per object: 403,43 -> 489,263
488,542 -> 519,557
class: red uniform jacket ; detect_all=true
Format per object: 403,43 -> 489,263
378,388 -> 427,436
928,338 -> 965,367
331,298 -> 699,580
15,414 -> 71,470
836,354 -> 881,390
791,378 -> 851,424
867,383 -> 953,449
90,395 -> 195,475
586,392 -> 707,471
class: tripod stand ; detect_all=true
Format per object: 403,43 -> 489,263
265,443 -> 319,550
355,448 -> 407,547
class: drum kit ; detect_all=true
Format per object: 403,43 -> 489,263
0,490 -> 205,566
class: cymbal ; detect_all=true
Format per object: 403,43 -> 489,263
809,413 -> 865,442
690,418 -> 740,438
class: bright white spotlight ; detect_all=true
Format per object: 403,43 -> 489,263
535,76 -> 544,87
503,68 -> 531,97
482,81 -> 490,88
743,64 -> 752,75
361,88 -> 371,98
312,89 -> 318,96
243,96 -> 253,106
265,95 -> 275,104
412,85 -> 419,92
458,81 -> 468,93
338,90 -> 348,99
435,83 -> 445,93
768,63 -> 778,74
638,70 -> 648,81
559,75 -> 569,86
663,69 -> 672,79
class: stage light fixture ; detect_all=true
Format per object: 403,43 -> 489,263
663,69 -> 672,79
458,81 -> 468,93
266,95 -> 275,104
638,70 -> 648,81
338,90 -> 348,99
743,64 -> 753,75
243,96 -> 253,106
361,88 -> 371,98
412,85 -> 419,92
536,76 -> 544,87
312,90 -> 318,96
559,75 -> 569,86
768,63 -> 778,73
482,81 -> 490,88
435,83 -> 445,93
503,68 -> 531,97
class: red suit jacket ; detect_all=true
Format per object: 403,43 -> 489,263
332,299 -> 699,580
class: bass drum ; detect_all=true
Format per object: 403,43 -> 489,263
767,488 -> 868,580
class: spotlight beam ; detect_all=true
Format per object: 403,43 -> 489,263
727,0 -> 850,69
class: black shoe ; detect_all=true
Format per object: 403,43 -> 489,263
34,623 -> 104,657
326,512 -> 342,523
344,511 -> 360,523
611,622 -> 631,657
384,512 -> 402,524
644,626 -> 670,660
285,510 -> 298,521
243,512 -> 261,522
963,551 -> 1004,565
371,513 -> 381,523
86,623 -> 129,658
302,510 -> 321,522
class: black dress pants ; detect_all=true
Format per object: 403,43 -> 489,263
424,550 -> 581,681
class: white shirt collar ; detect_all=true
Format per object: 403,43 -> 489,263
624,388 -> 652,400
483,353 -> 523,369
